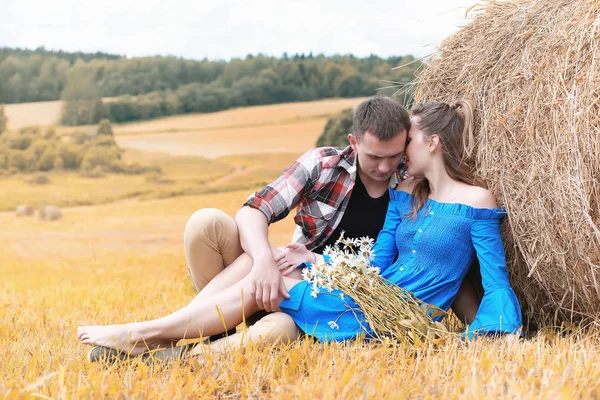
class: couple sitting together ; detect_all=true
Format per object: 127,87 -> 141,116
78,96 -> 522,362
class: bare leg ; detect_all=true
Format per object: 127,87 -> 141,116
191,252 -> 253,303
77,274 -> 302,355
189,247 -> 289,307
78,208 -> 300,355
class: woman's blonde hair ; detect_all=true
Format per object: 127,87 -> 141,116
408,99 -> 480,217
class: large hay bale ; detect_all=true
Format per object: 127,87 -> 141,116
39,205 -> 62,221
414,0 -> 600,327
15,205 -> 34,216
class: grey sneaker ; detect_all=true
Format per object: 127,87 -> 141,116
87,346 -> 132,364
140,343 -> 196,365
87,343 -> 197,365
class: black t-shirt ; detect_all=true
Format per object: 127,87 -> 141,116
312,172 -> 390,254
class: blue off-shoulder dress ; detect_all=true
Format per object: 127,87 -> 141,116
279,189 -> 522,341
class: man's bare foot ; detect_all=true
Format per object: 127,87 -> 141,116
77,324 -> 173,356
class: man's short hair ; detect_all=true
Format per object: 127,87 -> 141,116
352,96 -> 410,141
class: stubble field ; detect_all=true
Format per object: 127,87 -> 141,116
1,98 -> 599,399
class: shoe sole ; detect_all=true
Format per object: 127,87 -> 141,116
87,343 -> 196,365
87,346 -> 131,364
140,343 -> 196,365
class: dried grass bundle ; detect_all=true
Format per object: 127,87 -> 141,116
304,235 -> 449,344
410,0 -> 600,328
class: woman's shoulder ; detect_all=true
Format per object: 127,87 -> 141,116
448,184 -> 505,220
457,184 -> 499,209
442,185 -> 505,221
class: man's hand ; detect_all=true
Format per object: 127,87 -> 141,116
274,243 -> 315,276
248,252 -> 290,312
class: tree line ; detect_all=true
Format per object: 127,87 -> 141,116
0,47 -> 121,103
0,47 -> 420,125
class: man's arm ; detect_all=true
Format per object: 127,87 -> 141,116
236,206 -> 289,312
236,149 -> 320,312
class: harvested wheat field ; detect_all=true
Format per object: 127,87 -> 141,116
2,95 -> 600,396
414,0 -> 600,328
3,176 -> 600,398
114,98 -> 368,135
116,119 -> 329,158
115,98 -> 367,158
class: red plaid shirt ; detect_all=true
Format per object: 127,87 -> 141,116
243,146 -> 408,251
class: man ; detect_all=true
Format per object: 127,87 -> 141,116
183,96 -> 479,352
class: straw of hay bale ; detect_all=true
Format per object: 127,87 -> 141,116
15,205 -> 34,216
39,205 -> 62,221
412,0 -> 600,327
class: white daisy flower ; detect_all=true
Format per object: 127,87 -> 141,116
358,236 -> 374,248
301,268 -> 311,282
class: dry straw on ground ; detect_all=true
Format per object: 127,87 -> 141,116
412,0 -> 600,328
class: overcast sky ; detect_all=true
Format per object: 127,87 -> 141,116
0,0 -> 478,60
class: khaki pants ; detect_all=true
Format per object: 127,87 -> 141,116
183,208 -> 300,352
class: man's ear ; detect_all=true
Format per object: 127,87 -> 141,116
348,133 -> 357,151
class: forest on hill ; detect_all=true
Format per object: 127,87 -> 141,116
0,47 -> 420,125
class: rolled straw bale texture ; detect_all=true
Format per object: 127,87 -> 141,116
413,0 -> 600,327
16,205 -> 34,216
39,205 -> 62,221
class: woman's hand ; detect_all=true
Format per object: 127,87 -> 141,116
274,243 -> 316,276
503,333 -> 520,346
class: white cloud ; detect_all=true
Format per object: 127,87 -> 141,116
0,0 -> 476,59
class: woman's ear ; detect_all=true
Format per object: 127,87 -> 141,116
429,134 -> 440,153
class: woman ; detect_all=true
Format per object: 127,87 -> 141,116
77,100 -> 521,355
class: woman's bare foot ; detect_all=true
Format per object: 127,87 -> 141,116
77,324 -> 173,356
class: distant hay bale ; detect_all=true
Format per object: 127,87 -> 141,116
39,205 -> 62,221
15,205 -> 34,217
413,0 -> 600,327
26,174 -> 50,185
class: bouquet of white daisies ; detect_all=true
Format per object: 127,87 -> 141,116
302,232 -> 449,345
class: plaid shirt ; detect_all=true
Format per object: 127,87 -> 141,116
243,146 -> 408,251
